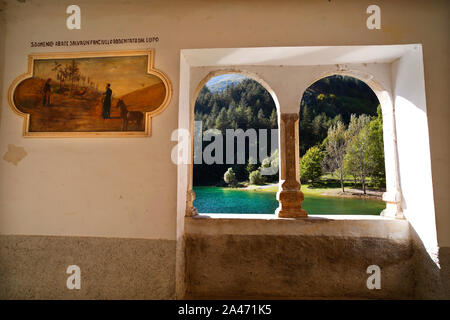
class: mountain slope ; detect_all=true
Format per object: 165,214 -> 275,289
206,74 -> 247,92
119,82 -> 166,112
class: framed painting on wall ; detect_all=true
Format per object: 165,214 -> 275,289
8,50 -> 172,137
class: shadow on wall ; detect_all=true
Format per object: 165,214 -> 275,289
184,233 -> 416,299
410,225 -> 450,299
184,222 -> 450,299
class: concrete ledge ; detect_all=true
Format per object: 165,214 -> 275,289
185,233 -> 415,299
186,214 -> 410,240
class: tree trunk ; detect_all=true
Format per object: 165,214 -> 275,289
362,177 -> 366,194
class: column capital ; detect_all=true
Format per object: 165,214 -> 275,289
280,112 -> 299,123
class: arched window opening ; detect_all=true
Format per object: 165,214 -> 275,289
299,75 -> 386,215
192,73 -> 280,214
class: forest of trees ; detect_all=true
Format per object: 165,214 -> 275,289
301,107 -> 385,193
194,75 -> 386,191
194,78 -> 278,186
194,79 -> 278,132
299,75 -> 379,155
298,75 -> 385,193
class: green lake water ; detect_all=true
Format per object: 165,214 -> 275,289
193,186 -> 384,215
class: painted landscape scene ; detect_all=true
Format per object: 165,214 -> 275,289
13,55 -> 167,132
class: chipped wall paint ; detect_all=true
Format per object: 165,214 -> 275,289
2,144 -> 27,166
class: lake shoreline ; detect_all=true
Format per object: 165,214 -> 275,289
240,183 -> 383,200
193,186 -> 385,215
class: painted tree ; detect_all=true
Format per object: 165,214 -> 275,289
51,62 -> 64,89
66,59 -> 80,96
56,71 -> 66,90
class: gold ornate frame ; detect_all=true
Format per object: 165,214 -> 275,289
7,49 -> 172,137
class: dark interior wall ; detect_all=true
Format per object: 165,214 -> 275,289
409,227 -> 450,299
185,234 -> 415,299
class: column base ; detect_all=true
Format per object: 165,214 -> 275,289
276,190 -> 308,218
186,207 -> 198,217
276,208 -> 308,218
380,202 -> 404,219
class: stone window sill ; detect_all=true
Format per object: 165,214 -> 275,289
185,214 -> 409,239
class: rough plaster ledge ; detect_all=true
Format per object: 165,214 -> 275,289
186,214 -> 410,240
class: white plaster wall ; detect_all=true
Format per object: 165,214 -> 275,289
176,53 -> 190,240
0,0 -> 448,249
184,52 -> 439,252
0,0 -> 179,240
392,48 -> 438,249
186,62 -> 397,209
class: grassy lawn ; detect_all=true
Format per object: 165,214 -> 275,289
321,173 -> 375,183
250,184 -> 330,196
247,178 -> 385,199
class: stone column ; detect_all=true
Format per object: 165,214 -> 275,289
379,93 -> 404,219
276,113 -> 307,218
186,188 -> 198,217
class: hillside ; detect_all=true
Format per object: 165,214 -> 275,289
119,82 -> 166,112
301,75 -> 379,122
299,75 -> 380,155
206,74 -> 247,92
13,77 -> 47,110
193,74 -> 381,185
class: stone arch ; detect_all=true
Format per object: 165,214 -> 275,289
299,68 -> 393,117
186,69 -> 281,216
190,69 -> 281,120
297,68 -> 403,218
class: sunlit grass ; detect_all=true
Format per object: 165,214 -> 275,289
249,184 -> 329,196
